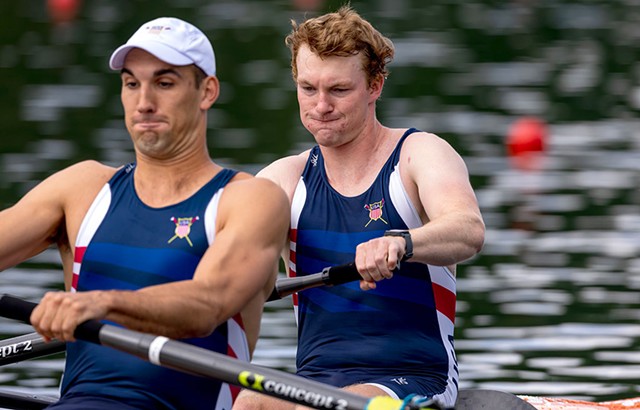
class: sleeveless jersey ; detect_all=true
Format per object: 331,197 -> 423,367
290,129 -> 458,404
63,163 -> 248,410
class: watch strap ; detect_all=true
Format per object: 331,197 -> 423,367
384,229 -> 413,261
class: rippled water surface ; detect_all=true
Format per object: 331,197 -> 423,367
1,0 -> 639,406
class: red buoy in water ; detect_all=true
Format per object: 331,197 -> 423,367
47,0 -> 81,25
506,116 -> 547,171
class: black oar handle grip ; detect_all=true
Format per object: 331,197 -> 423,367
0,294 -> 104,345
321,262 -> 361,285
267,262 -> 362,302
0,294 -> 36,323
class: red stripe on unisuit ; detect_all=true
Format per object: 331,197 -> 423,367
227,345 -> 237,359
432,282 -> 456,323
289,229 -> 298,265
229,385 -> 241,402
74,246 -> 86,263
232,313 -> 244,330
72,273 -> 79,290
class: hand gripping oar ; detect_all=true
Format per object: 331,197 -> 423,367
0,294 -> 444,410
267,262 -> 364,302
0,263 -> 362,365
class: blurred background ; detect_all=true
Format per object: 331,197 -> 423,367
1,0 -> 639,404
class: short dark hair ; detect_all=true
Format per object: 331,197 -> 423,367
193,65 -> 208,89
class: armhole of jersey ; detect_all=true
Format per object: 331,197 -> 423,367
289,177 -> 306,275
200,169 -> 240,244
203,188 -> 224,245
289,177 -> 306,320
291,177 -> 306,229
389,164 -> 422,228
72,183 -> 111,292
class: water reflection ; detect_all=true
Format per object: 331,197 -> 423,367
1,0 -> 639,405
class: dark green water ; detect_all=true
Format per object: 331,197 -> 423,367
1,0 -> 639,404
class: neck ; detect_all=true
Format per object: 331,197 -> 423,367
133,152 -> 221,208
321,123 -> 394,196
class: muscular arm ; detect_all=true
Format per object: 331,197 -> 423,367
355,132 -> 485,287
0,161 -> 114,272
0,176 -> 67,270
404,133 -> 485,266
31,176 -> 290,343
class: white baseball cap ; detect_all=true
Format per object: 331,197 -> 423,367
109,17 -> 216,76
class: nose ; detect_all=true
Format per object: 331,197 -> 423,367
136,84 -> 156,113
315,91 -> 333,114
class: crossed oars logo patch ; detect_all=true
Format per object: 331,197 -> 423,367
364,199 -> 388,227
168,216 -> 200,247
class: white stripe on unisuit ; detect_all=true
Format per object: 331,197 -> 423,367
148,336 -> 170,365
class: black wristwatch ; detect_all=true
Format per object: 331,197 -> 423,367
384,229 -> 413,261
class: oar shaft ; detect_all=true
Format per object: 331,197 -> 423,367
0,332 -> 64,366
0,389 -> 57,410
99,325 -> 371,409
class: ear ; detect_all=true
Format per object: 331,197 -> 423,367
200,76 -> 220,110
368,75 -> 384,102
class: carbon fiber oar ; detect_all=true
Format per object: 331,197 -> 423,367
0,332 -> 65,366
0,389 -> 57,410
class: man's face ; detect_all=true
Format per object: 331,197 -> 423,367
120,49 -> 204,158
294,44 -> 378,147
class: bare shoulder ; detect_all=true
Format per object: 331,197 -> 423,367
223,172 -> 289,209
404,129 -> 456,150
18,160 -> 116,204
256,151 -> 310,200
48,160 -> 117,186
401,130 -> 466,164
217,172 -> 290,234
257,151 -> 309,180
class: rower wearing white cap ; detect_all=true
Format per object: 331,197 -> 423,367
0,17 -> 289,409
109,17 -> 216,77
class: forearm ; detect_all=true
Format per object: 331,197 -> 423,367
410,211 -> 485,266
104,281 -> 223,339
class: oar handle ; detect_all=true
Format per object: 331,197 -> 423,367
0,295 -> 103,344
0,295 -> 36,324
267,262 -> 361,302
321,262 -> 361,285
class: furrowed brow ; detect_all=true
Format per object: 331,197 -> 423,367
155,68 -> 182,78
119,68 -> 182,78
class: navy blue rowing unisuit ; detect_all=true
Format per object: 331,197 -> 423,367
289,129 -> 458,406
52,163 -> 247,410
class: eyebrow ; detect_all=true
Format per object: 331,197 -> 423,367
120,67 -> 183,78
